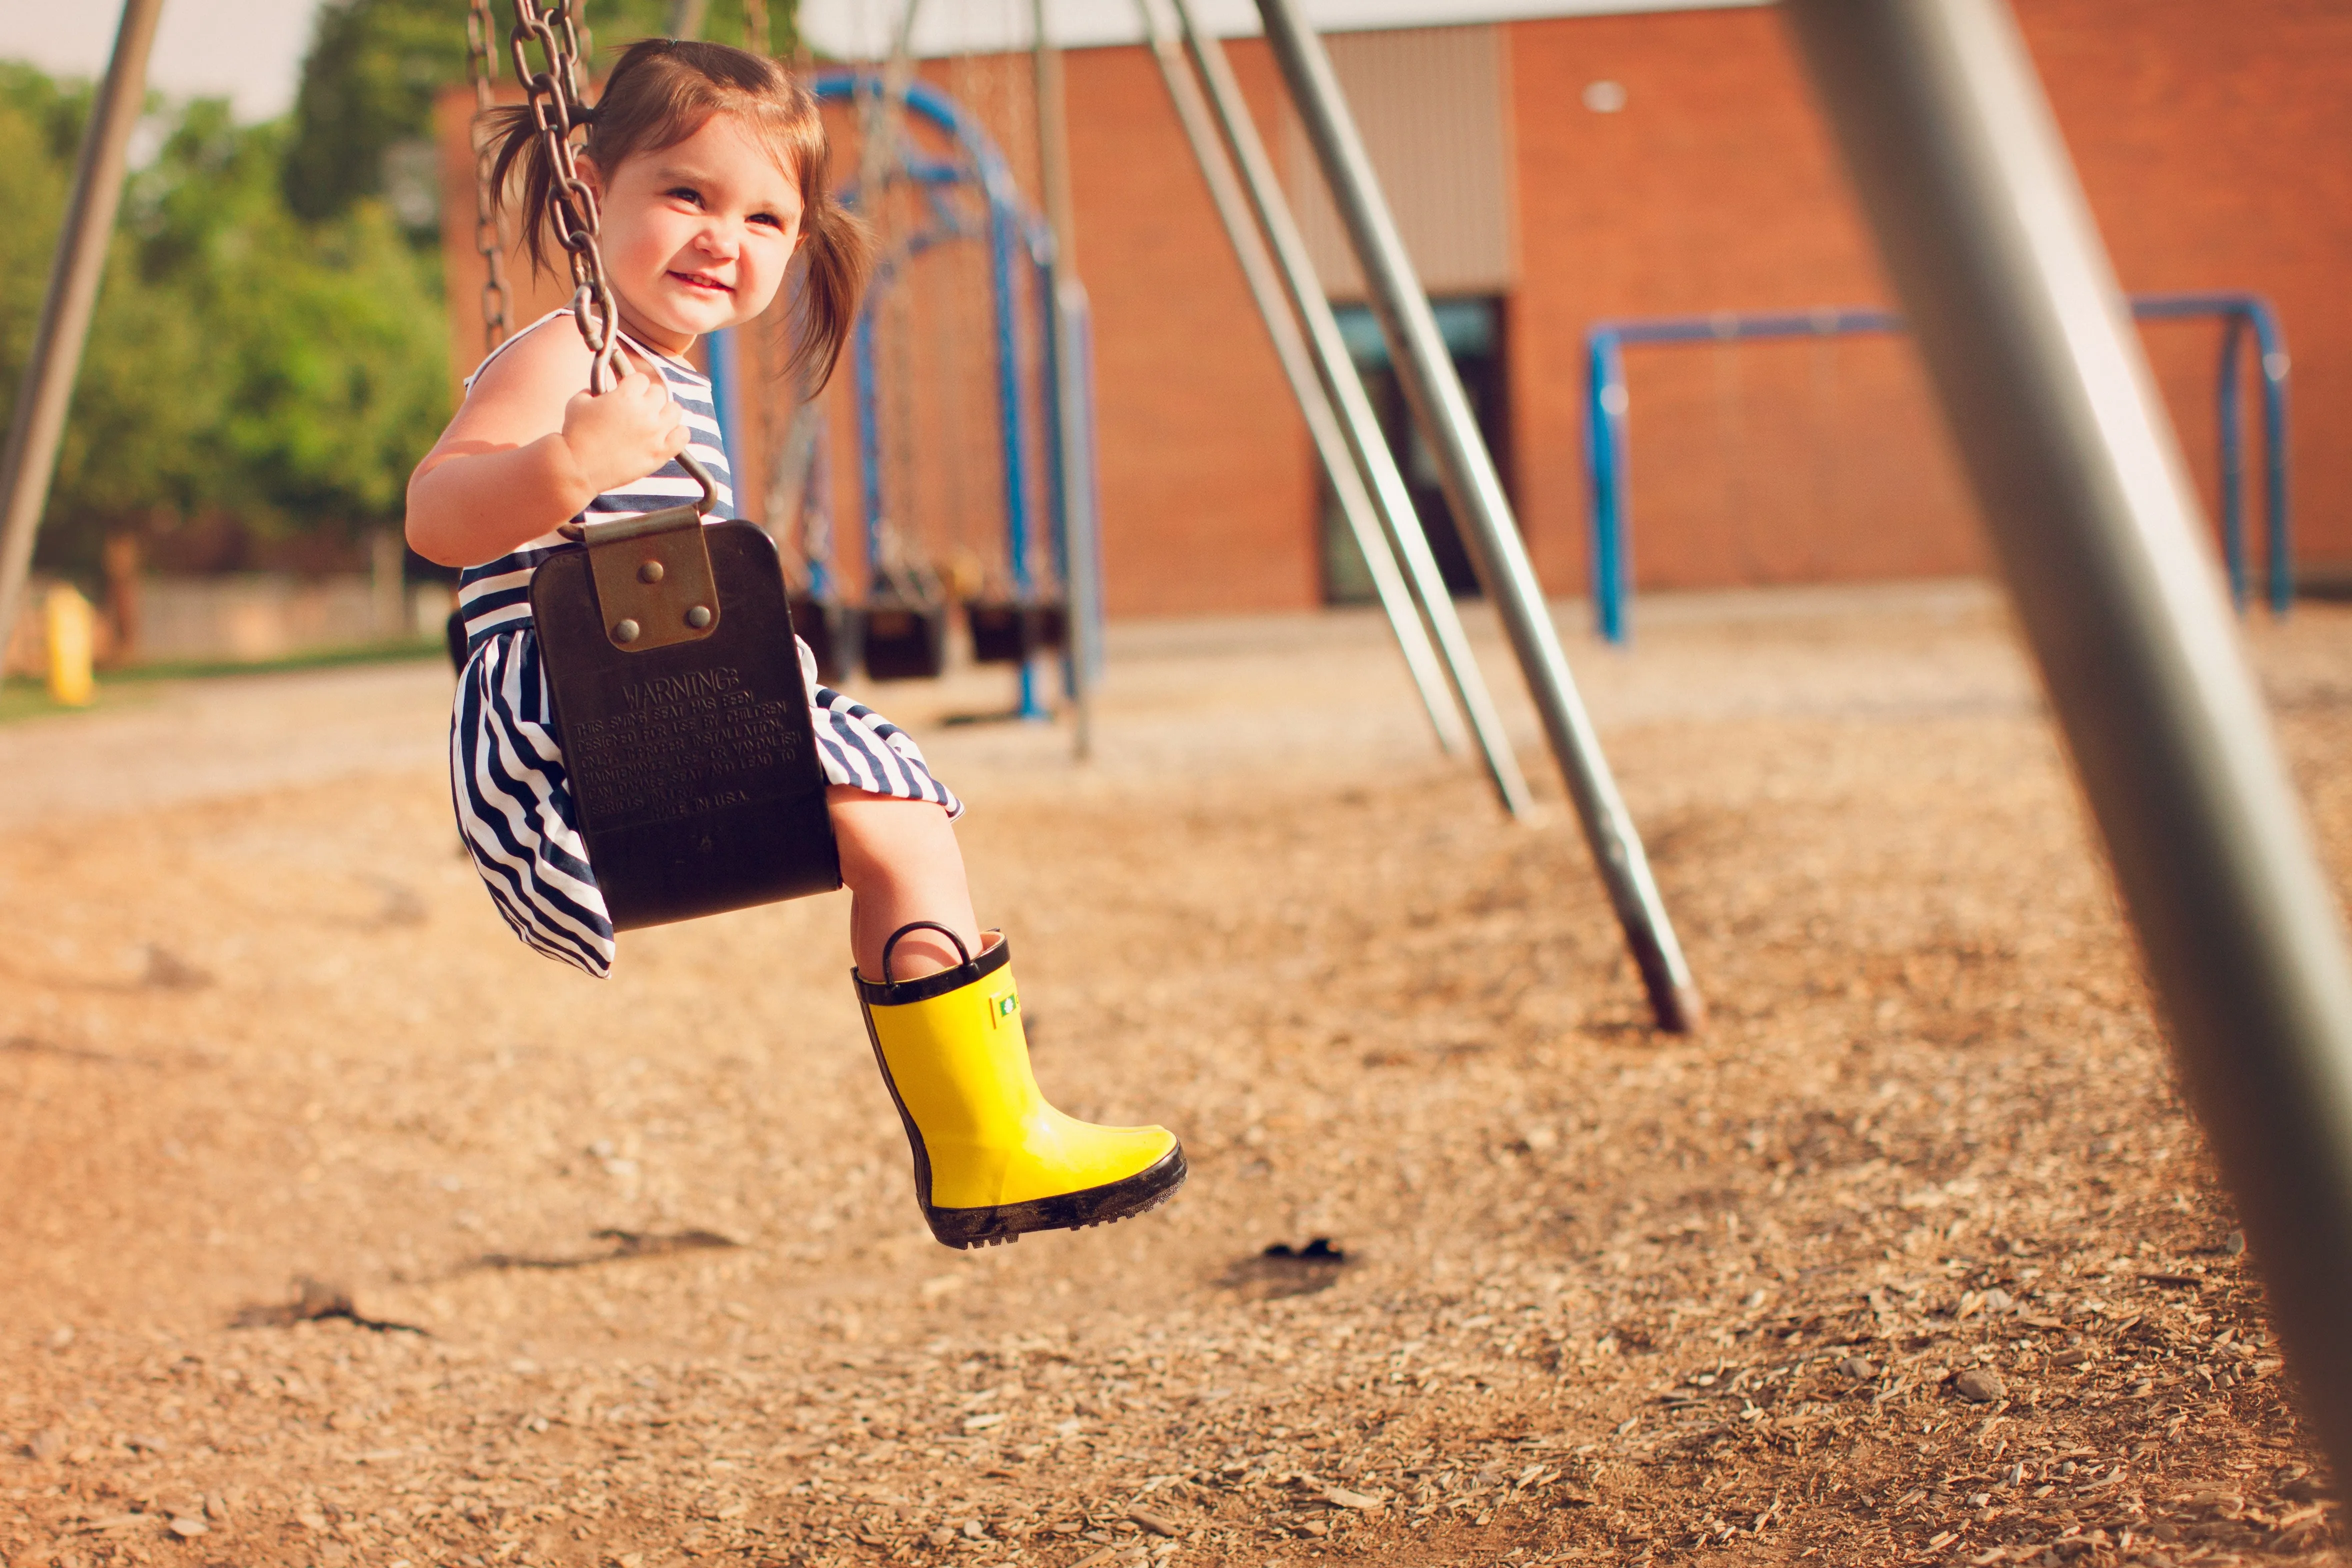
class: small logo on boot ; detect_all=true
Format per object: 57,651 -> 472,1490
990,990 -> 1019,1026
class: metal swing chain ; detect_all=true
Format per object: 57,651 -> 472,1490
506,0 -> 624,395
504,0 -> 718,518
467,0 -> 512,351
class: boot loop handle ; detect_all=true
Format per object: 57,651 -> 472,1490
880,921 -> 973,986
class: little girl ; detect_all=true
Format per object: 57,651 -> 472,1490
406,39 -> 1182,1250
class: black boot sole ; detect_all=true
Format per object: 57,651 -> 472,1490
924,1145 -> 1188,1250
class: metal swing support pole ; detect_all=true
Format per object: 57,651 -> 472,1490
1780,0 -> 2352,1483
1130,0 -> 1472,770
1032,0 -> 1100,756
1050,282 -> 1106,754
1160,0 -> 1535,817
1255,0 -> 1700,1032
0,0 -> 167,665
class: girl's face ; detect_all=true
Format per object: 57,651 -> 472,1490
584,112 -> 804,354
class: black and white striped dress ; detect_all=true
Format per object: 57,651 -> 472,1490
448,312 -> 961,978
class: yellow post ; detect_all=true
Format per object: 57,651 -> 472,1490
44,582 -> 94,706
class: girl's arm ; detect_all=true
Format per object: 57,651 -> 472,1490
406,326 -> 692,568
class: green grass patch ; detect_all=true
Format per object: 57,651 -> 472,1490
102,636 -> 448,684
0,678 -> 144,724
1,636 -> 447,724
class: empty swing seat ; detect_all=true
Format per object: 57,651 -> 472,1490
857,596 -> 951,682
445,604 -> 470,672
964,598 -> 1068,665
788,591 -> 863,684
530,508 -> 841,930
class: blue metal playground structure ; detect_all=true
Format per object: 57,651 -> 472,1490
1584,293 -> 2292,643
799,68 -> 1100,718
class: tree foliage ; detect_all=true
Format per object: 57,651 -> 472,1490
0,64 -> 450,576
284,0 -> 792,224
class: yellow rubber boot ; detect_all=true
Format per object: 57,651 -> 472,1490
856,922 -> 1185,1249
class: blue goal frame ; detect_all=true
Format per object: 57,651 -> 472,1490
1584,292 -> 2292,643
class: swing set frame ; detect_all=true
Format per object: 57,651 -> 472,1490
1584,292 -> 2294,642
817,68 -> 1091,715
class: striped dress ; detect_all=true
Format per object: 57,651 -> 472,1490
448,313 -> 961,978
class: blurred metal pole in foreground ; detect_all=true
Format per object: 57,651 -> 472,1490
1130,0 -> 1470,769
1256,0 -> 1700,1033
0,0 -> 166,666
1162,0 -> 1534,816
1782,0 -> 2352,1482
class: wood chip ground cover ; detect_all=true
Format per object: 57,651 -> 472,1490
0,586 -> 2344,1567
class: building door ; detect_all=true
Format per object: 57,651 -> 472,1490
1322,298 -> 1508,604
1276,24 -> 1516,606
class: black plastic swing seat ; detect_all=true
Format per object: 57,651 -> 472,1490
856,596 -> 951,682
530,513 -> 842,932
964,598 -> 1068,665
788,592 -> 863,684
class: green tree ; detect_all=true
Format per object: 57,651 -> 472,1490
283,0 -> 790,226
0,67 -> 222,572
0,66 -> 452,576
281,0 -> 462,224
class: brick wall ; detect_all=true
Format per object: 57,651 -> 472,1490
1062,0 -> 2352,611
1064,42 -> 1320,616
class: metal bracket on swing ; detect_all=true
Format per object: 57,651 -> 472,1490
558,453 -> 726,653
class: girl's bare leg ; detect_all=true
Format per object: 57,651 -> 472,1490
830,786 -> 980,982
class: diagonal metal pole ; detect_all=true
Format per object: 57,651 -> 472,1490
1159,0 -> 1533,816
1256,0 -> 1700,1032
1782,0 -> 2352,1488
1131,0 -> 1471,767
0,0 -> 167,664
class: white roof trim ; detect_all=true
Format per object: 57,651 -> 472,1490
800,0 -> 1770,62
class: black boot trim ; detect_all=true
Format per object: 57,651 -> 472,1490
924,1144 -> 1189,1250
854,933 -> 1012,1008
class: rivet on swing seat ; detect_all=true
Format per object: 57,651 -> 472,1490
530,512 -> 842,930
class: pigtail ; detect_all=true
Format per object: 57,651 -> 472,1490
786,192 -> 874,397
485,102 -> 570,280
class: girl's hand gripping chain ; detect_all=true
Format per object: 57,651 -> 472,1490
559,355 -> 689,502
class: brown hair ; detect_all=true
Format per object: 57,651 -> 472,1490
488,38 -> 869,394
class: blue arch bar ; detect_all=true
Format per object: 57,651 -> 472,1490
812,70 -> 1066,716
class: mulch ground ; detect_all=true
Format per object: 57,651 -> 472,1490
1,586 -> 2346,1568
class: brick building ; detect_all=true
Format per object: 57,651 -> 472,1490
438,0 -> 2352,619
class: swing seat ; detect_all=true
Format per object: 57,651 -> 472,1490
530,510 -> 842,931
856,596 -> 950,682
788,592 -> 863,684
444,605 -> 470,672
964,598 -> 1068,665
